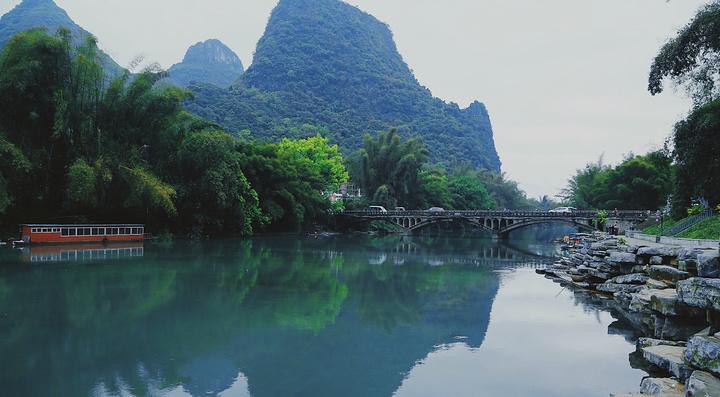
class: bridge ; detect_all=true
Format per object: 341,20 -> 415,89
339,209 -> 649,238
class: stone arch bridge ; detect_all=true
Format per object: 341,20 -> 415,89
339,210 -> 648,238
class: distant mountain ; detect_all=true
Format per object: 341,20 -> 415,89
0,0 -> 123,74
187,0 -> 501,171
166,39 -> 244,88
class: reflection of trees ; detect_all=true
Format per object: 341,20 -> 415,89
0,234 -> 508,397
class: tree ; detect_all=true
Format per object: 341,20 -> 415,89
277,134 -> 348,191
561,151 -> 674,210
177,131 -> 263,236
353,129 -> 429,208
649,2 -> 720,104
672,99 -> 720,216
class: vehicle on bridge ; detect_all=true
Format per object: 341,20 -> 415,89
428,207 -> 445,213
368,206 -> 388,213
549,207 -> 577,214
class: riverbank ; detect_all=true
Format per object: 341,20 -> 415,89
538,232 -> 720,396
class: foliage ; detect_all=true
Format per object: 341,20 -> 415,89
120,166 -> 177,218
561,151 -> 674,210
594,210 -> 608,227
353,129 -> 428,209
177,131 -> 263,236
186,0 -> 501,170
349,130 -> 532,210
236,138 -> 342,231
672,98 -> 720,218
688,203 -> 706,216
66,159 -> 98,209
277,134 -> 348,191
649,2 -> 720,104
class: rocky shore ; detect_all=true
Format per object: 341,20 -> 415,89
538,233 -> 720,396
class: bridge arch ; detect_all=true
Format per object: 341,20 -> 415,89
497,219 -> 597,238
407,217 -> 497,235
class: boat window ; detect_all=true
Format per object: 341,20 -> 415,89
31,228 -> 37,233
99,228 -> 106,235
111,228 -> 118,235
61,228 -> 69,236
140,228 -> 144,235
92,228 -> 99,236
69,228 -> 77,236
84,228 -> 91,236
131,228 -> 138,234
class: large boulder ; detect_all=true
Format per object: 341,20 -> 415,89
678,278 -> 720,311
639,377 -> 684,395
648,266 -> 691,284
642,344 -> 694,381
610,251 -> 638,264
698,251 -> 720,278
685,370 -> 720,397
685,335 -> 720,376
629,289 -> 702,317
638,246 -> 680,257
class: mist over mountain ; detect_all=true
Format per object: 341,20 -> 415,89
166,39 -> 244,88
0,0 -> 123,74
188,0 -> 501,171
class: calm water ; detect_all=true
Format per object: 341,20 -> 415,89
0,233 -> 647,397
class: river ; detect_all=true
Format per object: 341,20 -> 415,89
0,231 -> 648,396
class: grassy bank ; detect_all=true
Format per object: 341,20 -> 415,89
677,216 -> 720,240
643,215 -> 720,240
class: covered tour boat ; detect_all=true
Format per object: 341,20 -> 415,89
20,224 -> 145,245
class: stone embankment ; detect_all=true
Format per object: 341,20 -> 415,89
538,233 -> 720,396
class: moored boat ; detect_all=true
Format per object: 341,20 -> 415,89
20,224 -> 145,245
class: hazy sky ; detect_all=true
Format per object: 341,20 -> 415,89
0,0 -> 709,198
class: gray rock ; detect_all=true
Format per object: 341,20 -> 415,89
685,335 -> 720,376
610,252 -> 638,264
628,289 -> 700,317
608,273 -> 649,285
698,251 -> 720,278
685,370 -> 720,397
597,283 -> 645,294
678,278 -> 720,311
642,345 -> 694,381
648,266 -> 691,283
651,256 -> 665,265
636,337 -> 686,349
640,377 -> 684,395
639,246 -> 680,257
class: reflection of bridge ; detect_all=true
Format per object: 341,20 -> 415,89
340,210 -> 648,238
372,241 -> 556,268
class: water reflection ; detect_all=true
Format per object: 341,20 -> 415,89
19,242 -> 145,263
0,233 -> 634,397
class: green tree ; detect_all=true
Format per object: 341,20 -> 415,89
649,2 -> 720,104
277,134 -> 348,191
353,129 -> 429,208
672,99 -> 720,216
177,131 -> 263,236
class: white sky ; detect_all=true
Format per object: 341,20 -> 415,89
0,0 -> 708,198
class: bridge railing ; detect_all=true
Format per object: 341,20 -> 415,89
341,209 -> 649,220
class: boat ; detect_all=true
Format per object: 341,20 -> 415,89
19,224 -> 145,245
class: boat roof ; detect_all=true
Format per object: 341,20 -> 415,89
23,224 -> 144,227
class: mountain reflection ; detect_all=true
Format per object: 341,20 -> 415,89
0,235 -> 554,397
